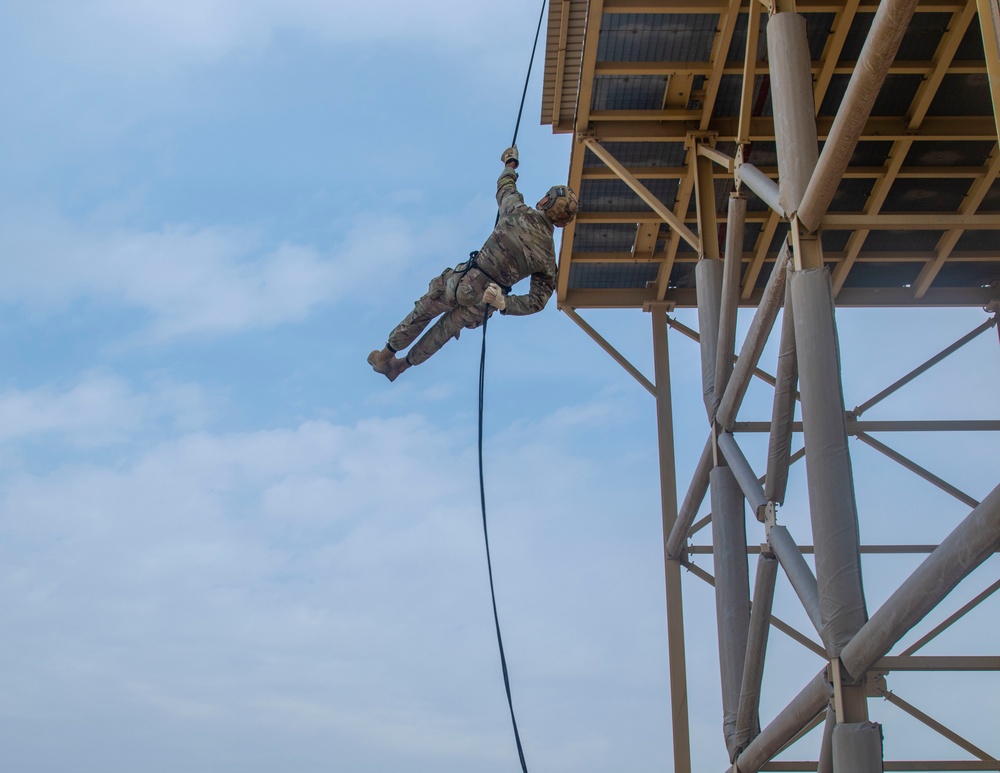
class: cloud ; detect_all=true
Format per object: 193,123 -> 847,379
0,391 -> 682,772
0,206 -> 421,340
0,371 -> 212,447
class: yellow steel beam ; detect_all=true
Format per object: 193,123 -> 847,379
550,0 -> 572,126
699,0 -> 745,132
909,0 -> 979,129
593,60 -> 987,77
654,157 -> 698,300
584,137 -> 702,249
575,0 -> 605,132
912,147 -> 1000,297
738,0 -> 762,145
978,0 -> 1000,139
831,139 -> 914,295
814,0 -> 862,111
581,165 -> 988,181
589,116 -> 999,141
601,0 -> 967,11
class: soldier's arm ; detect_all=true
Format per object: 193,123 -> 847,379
496,165 -> 525,214
501,264 -> 556,316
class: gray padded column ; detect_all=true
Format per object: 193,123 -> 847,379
711,466 -> 751,760
791,269 -> 868,655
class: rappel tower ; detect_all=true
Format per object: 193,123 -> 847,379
541,0 -> 1000,770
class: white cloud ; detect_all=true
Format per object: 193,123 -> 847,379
0,206 -> 421,340
0,397 -> 682,772
0,371 -> 212,446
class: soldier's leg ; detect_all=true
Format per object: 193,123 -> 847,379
407,303 -> 491,366
385,271 -> 452,353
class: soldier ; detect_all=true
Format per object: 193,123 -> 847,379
368,146 -> 578,381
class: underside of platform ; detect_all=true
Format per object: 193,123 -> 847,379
543,0 -> 1000,309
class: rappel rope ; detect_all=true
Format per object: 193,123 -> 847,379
477,2 -> 547,772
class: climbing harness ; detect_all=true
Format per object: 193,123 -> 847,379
462,251 -> 512,296
476,2 -> 547,772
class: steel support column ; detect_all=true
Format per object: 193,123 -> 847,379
651,306 -> 692,773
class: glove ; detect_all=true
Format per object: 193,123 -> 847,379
501,146 -> 519,168
483,283 -> 506,311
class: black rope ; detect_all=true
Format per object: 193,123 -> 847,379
513,0 -> 548,149
477,310 -> 528,773
476,3 -> 547,772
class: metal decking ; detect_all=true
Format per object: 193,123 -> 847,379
543,0 -> 1000,310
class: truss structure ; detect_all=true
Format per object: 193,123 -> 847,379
541,0 -> 1000,771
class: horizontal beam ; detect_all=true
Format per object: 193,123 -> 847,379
575,211 -> 1000,229
601,0 -> 968,11
580,165 -> 991,181
686,544 -> 948,554
730,420 -> 1000,432
823,213 -> 1000,229
873,656 -> 1000,670
593,60 -> 988,77
557,286 -> 1000,311
588,116 -> 999,142
760,763 -> 1000,771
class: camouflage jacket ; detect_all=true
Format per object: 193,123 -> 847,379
472,167 -> 557,316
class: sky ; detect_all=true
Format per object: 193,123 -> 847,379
1,2 -> 998,772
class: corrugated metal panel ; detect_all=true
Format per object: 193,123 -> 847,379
598,13 -> 719,62
541,0 -> 587,131
710,74 -> 745,118
822,230 -> 852,252
572,223 -> 637,253
801,13 -> 836,60
863,230 -> 944,252
927,74 -> 994,116
850,142 -> 893,168
955,231 -> 1000,251
838,12 -> 875,61
896,12 -> 953,61
979,180 -> 1000,212
905,141 -> 996,167
828,179 -> 876,213
819,74 -> 922,117
580,178 -> 680,212
727,10 -> 768,63
932,261 -> 1000,287
840,262 -> 924,288
591,74 -> 669,111
881,178 -> 973,213
569,261 -> 659,289
583,142 -> 687,168
955,15 -> 986,60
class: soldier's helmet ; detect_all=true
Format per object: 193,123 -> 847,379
541,185 -> 578,227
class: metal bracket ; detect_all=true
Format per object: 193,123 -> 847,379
642,301 -> 677,313
685,130 -> 719,150
760,500 -> 777,528
866,671 -> 888,698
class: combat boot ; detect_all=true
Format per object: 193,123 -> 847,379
385,356 -> 411,382
368,347 -> 410,382
368,347 -> 394,375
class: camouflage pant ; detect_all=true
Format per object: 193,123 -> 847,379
387,265 -> 494,366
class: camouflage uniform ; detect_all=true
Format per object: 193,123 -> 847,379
386,166 -> 557,366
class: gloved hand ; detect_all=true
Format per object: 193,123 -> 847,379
501,146 -> 519,168
483,283 -> 506,310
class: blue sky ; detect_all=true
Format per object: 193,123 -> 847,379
1,2 -> 998,772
